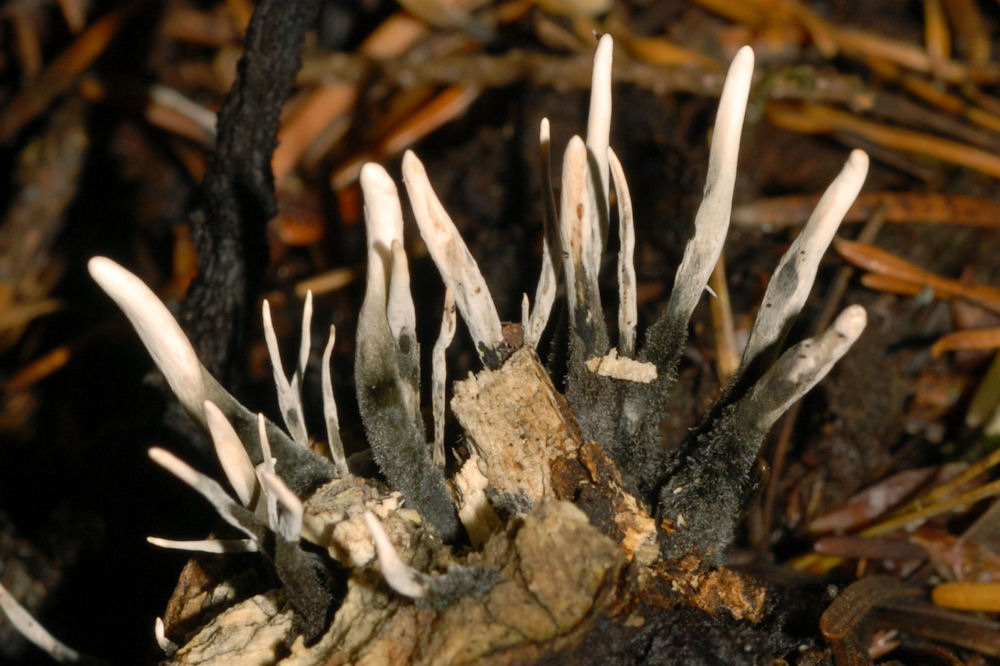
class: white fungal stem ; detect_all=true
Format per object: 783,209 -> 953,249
257,413 -> 275,475
0,582 -> 83,663
388,238 -> 421,420
321,325 -> 349,477
586,33 -> 613,240
736,305 -> 867,434
559,135 -> 605,339
656,46 -> 754,352
360,162 -> 421,413
608,147 -> 637,357
402,150 -> 505,365
363,511 -> 430,598
431,288 -> 457,467
361,162 -> 405,297
146,536 -> 259,553
154,617 -> 178,655
257,413 -> 279,530
387,240 -> 417,351
740,149 -> 869,373
87,257 -> 206,421
88,258 -> 325,483
262,299 -> 308,447
203,400 -> 257,507
259,470 -> 304,543
526,118 -> 559,347
293,290 -> 313,395
148,447 -> 261,541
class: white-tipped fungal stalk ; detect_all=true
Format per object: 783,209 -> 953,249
89,257 -> 335,495
363,511 -> 429,599
257,412 -> 279,530
525,117 -> 560,348
658,305 -> 867,558
204,400 -> 257,506
262,295 -> 310,446
87,257 -> 209,423
321,325 -> 349,477
0,583 -> 85,663
645,46 -> 755,368
259,470 -> 304,543
148,447 -> 264,542
402,151 -> 506,367
431,288 -> 457,467
146,536 -> 259,553
560,135 -> 608,354
609,146 -> 637,357
358,162 -> 422,419
739,149 -> 869,376
586,33 -> 614,242
737,305 -> 867,432
154,617 -> 178,655
357,161 -> 461,542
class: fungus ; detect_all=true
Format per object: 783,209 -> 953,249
5,34 -> 872,663
0,583 -> 91,664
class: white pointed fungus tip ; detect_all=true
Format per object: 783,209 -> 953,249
431,289 -> 457,467
154,616 -> 178,654
710,45 -> 754,182
259,470 -> 303,543
363,511 -> 429,599
256,413 -> 275,473
261,300 -> 287,385
0,582 -> 83,663
262,300 -> 308,447
146,536 -> 259,553
608,147 -> 636,357
294,290 -> 314,391
527,116 -> 559,348
834,304 -> 867,339
149,447 -> 259,540
586,32 -> 613,221
402,150 -> 504,363
149,447 -> 200,490
360,162 -> 405,315
739,304 -> 867,434
257,413 -> 279,529
321,325 -> 349,477
360,161 -> 404,258
87,257 -> 206,420
739,148 -> 868,372
204,400 -> 256,507
559,135 -> 602,315
662,46 -> 754,332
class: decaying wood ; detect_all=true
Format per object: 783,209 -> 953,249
451,347 -> 584,514
159,347 -> 775,664
164,500 -> 627,665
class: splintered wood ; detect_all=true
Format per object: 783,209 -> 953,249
451,347 -> 584,511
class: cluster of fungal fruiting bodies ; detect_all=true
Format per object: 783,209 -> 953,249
2,35 -> 870,663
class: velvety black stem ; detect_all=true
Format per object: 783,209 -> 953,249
180,0 -> 322,382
